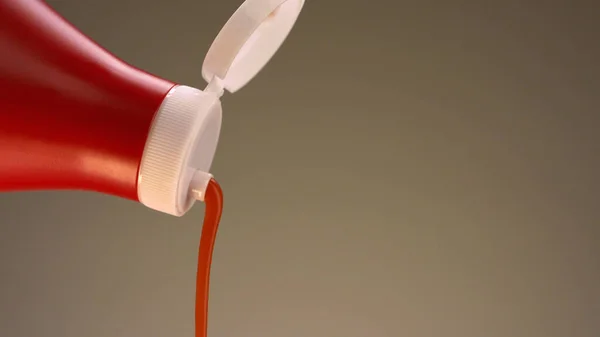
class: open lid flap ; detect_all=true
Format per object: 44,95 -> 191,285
201,0 -> 304,93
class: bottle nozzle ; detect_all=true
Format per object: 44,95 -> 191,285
190,170 -> 213,201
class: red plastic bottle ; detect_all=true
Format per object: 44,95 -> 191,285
0,0 -> 303,216
1,1 -> 303,337
0,0 -> 176,200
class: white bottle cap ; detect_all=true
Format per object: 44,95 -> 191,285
203,0 -> 305,93
138,0 -> 304,216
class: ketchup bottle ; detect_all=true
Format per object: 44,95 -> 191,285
0,0 -> 304,216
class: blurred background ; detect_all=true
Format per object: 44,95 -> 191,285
0,0 -> 599,336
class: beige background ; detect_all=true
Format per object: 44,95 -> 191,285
1,0 -> 599,336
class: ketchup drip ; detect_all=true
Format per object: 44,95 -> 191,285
195,178 -> 224,337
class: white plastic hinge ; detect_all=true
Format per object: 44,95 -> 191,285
205,77 -> 225,98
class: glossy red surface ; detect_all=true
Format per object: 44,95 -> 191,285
0,0 -> 175,200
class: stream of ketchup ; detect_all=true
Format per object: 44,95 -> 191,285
195,178 -> 224,337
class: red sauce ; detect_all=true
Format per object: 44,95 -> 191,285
195,178 -> 224,337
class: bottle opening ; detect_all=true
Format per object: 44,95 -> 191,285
190,170 -> 213,201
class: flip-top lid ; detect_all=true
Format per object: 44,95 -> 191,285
201,0 -> 304,93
